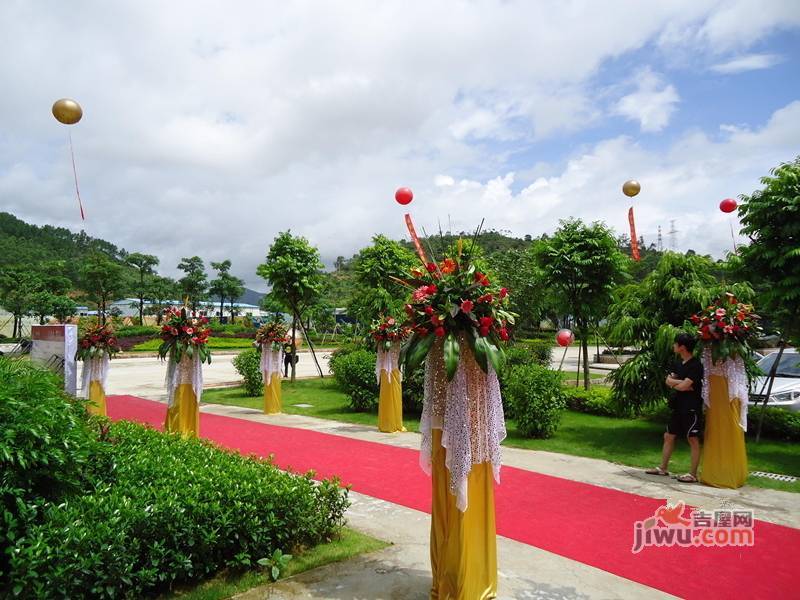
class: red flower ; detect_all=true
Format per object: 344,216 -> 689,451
434,327 -> 446,337
478,293 -> 493,303
460,300 -> 474,313
170,327 -> 179,336
479,316 -> 493,328
474,272 -> 490,286
499,287 -> 508,299
431,314 -> 442,327
479,326 -> 490,337
440,258 -> 457,274
426,262 -> 438,273
387,317 -> 396,326
690,315 -> 701,325
413,286 -> 432,302
417,326 -> 429,337
499,328 -> 509,341
425,306 -> 434,315
404,304 -> 415,317
426,285 -> 438,295
185,327 -> 194,335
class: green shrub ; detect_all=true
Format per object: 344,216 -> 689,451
114,325 -> 159,338
5,422 -> 349,598
327,342 -> 365,379
332,349 -> 378,412
499,343 -> 552,418
207,322 -> 254,334
401,366 -> 425,415
526,340 -> 553,366
505,364 -> 566,438
565,386 -> 628,417
233,348 -> 263,396
746,407 -> 800,442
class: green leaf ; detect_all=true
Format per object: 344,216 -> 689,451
443,333 -> 460,381
485,340 -> 504,373
473,336 -> 489,372
406,334 -> 434,372
271,566 -> 280,581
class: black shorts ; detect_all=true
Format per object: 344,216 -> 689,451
667,409 -> 701,438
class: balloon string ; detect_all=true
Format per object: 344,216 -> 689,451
729,220 -> 738,253
68,131 -> 85,220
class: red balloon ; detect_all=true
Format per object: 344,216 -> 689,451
556,329 -> 574,347
395,187 -> 413,205
720,198 -> 737,213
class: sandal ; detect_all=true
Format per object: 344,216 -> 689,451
677,473 -> 698,483
645,467 -> 669,476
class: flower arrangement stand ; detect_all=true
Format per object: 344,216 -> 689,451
261,348 -> 283,414
423,340 -> 504,600
377,342 -> 405,433
164,354 -> 202,438
700,350 -> 749,488
83,355 -> 109,416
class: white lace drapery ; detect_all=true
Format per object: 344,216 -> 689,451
165,353 -> 204,408
420,339 -> 506,512
375,343 -> 402,383
702,348 -> 749,431
260,347 -> 283,386
80,354 -> 109,398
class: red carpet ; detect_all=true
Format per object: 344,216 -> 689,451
108,395 -> 798,599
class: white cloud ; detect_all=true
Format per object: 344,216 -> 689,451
614,68 -> 680,132
0,1 -> 797,288
711,53 -> 783,73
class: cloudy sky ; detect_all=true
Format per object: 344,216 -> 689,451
1,1 -> 799,290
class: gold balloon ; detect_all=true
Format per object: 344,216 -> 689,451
52,98 -> 83,125
622,179 -> 641,197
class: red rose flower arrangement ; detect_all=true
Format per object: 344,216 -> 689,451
158,306 -> 212,364
398,238 -> 517,380
255,321 -> 289,351
75,324 -> 121,361
369,315 -> 412,351
689,293 -> 761,363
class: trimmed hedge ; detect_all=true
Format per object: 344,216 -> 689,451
747,406 -> 800,442
114,325 -> 159,338
0,358 -> 349,598
565,387 -> 630,418
233,348 -> 263,396
331,349 -> 379,412
505,364 -> 566,438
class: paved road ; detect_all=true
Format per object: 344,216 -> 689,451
83,350 -> 332,401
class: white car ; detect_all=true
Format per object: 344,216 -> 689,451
749,349 -> 800,412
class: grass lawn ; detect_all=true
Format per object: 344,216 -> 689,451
133,337 -> 254,351
203,378 -> 800,493
169,528 -> 388,600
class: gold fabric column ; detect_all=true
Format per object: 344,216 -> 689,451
430,429 -> 497,599
378,368 -> 405,433
87,380 -> 106,417
164,383 -> 199,438
263,374 -> 282,414
701,375 -> 748,488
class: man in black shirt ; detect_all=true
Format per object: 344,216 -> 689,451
646,333 -> 704,483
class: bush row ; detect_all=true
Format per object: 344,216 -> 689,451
1,358 -> 349,598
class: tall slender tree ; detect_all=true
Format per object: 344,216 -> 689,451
81,254 -> 126,325
126,252 -> 159,325
257,232 -> 324,381
177,256 -> 208,312
534,219 -> 628,389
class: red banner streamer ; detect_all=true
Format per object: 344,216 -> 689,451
68,132 -> 85,220
628,207 -> 640,261
404,213 -> 428,265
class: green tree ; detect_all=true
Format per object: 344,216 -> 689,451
534,219 -> 628,389
347,235 -> 416,325
257,232 -> 324,381
489,244 -> 551,335
736,157 -> 800,344
209,260 -> 233,322
177,256 -> 208,312
0,269 -> 42,336
50,295 -> 78,323
145,276 -> 179,324
605,252 -> 753,413
125,253 -> 159,325
80,254 -> 126,325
